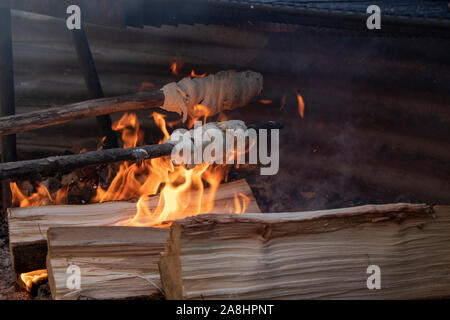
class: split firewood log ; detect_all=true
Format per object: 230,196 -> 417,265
159,203 -> 450,300
46,226 -> 167,300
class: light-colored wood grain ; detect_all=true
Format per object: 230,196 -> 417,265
160,203 -> 450,300
47,226 -> 168,300
8,179 -> 260,274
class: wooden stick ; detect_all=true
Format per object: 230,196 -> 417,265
0,69 -> 264,137
0,121 -> 283,181
0,142 -> 174,181
8,179 -> 260,274
0,90 -> 164,136
159,203 -> 450,300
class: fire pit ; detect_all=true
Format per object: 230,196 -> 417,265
0,1 -> 449,301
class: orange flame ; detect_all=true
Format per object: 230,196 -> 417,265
94,111 -> 237,228
297,92 -> 305,119
187,104 -> 212,129
55,185 -> 69,204
226,192 -> 250,214
190,70 -> 206,78
112,113 -> 143,148
152,112 -> 170,143
170,62 -> 182,76
10,182 -> 68,208
20,269 -> 47,292
259,99 -> 272,105
233,192 -> 249,214
10,106 -> 248,227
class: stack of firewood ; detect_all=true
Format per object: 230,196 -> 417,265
8,198 -> 450,300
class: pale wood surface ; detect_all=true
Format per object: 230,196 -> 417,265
160,203 -> 450,299
8,179 -> 260,273
47,226 -> 168,300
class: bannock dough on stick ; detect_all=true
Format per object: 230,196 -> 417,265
161,70 -> 263,122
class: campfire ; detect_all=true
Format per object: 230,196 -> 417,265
1,1 -> 449,302
10,111 -> 250,226
6,69 -> 271,297
4,68 -> 450,300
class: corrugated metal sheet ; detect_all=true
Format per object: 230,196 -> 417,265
2,0 -> 126,28
2,0 -> 449,34
216,1 -> 450,20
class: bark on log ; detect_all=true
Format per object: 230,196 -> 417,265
0,142 -> 174,181
0,121 -> 283,181
159,203 -> 450,300
47,226 -> 168,300
8,179 -> 260,274
0,91 -> 164,136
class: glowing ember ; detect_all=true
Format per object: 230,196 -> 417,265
20,269 -> 47,292
259,99 -> 272,105
297,92 -> 305,119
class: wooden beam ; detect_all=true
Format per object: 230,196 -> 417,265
159,203 -> 450,299
0,5 -> 17,214
71,25 -> 118,148
8,179 -> 260,274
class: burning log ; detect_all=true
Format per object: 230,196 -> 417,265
0,121 -> 282,181
159,204 -> 450,299
46,226 -> 167,300
8,179 -> 260,274
0,70 -> 263,136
